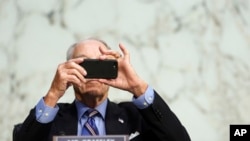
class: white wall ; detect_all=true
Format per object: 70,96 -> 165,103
0,0 -> 250,141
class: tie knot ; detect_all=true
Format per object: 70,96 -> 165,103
85,109 -> 99,118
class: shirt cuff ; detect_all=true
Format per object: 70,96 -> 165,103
132,85 -> 155,109
35,98 -> 59,123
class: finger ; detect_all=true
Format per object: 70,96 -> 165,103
68,57 -> 84,64
99,45 -> 109,53
98,78 -> 114,86
66,69 -> 86,83
119,43 -> 130,60
65,60 -> 87,76
66,75 -> 83,87
99,46 -> 121,59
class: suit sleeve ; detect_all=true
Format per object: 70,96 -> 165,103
139,91 -> 191,141
14,108 -> 53,141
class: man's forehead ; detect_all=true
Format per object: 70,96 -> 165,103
75,39 -> 110,52
72,40 -> 108,58
77,39 -> 110,49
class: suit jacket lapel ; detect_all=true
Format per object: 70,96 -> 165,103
54,100 -> 130,135
105,101 -> 130,135
54,102 -> 78,135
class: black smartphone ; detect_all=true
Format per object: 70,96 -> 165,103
79,59 -> 118,79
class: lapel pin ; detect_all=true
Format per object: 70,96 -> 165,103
118,118 -> 124,124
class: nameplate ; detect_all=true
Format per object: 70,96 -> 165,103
53,135 -> 129,141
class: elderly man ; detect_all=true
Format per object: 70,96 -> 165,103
14,38 -> 191,141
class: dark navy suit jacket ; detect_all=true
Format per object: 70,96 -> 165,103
13,92 -> 190,141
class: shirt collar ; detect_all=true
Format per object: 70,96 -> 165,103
75,98 -> 108,121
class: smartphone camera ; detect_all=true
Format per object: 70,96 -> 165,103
79,59 -> 118,79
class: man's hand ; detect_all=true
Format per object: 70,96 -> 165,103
98,43 -> 148,97
44,58 -> 86,107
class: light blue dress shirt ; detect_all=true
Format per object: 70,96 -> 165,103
35,85 -> 155,135
75,98 -> 107,135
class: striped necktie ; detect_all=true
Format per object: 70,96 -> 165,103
82,109 -> 99,136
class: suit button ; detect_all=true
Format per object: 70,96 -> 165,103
156,110 -> 163,118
